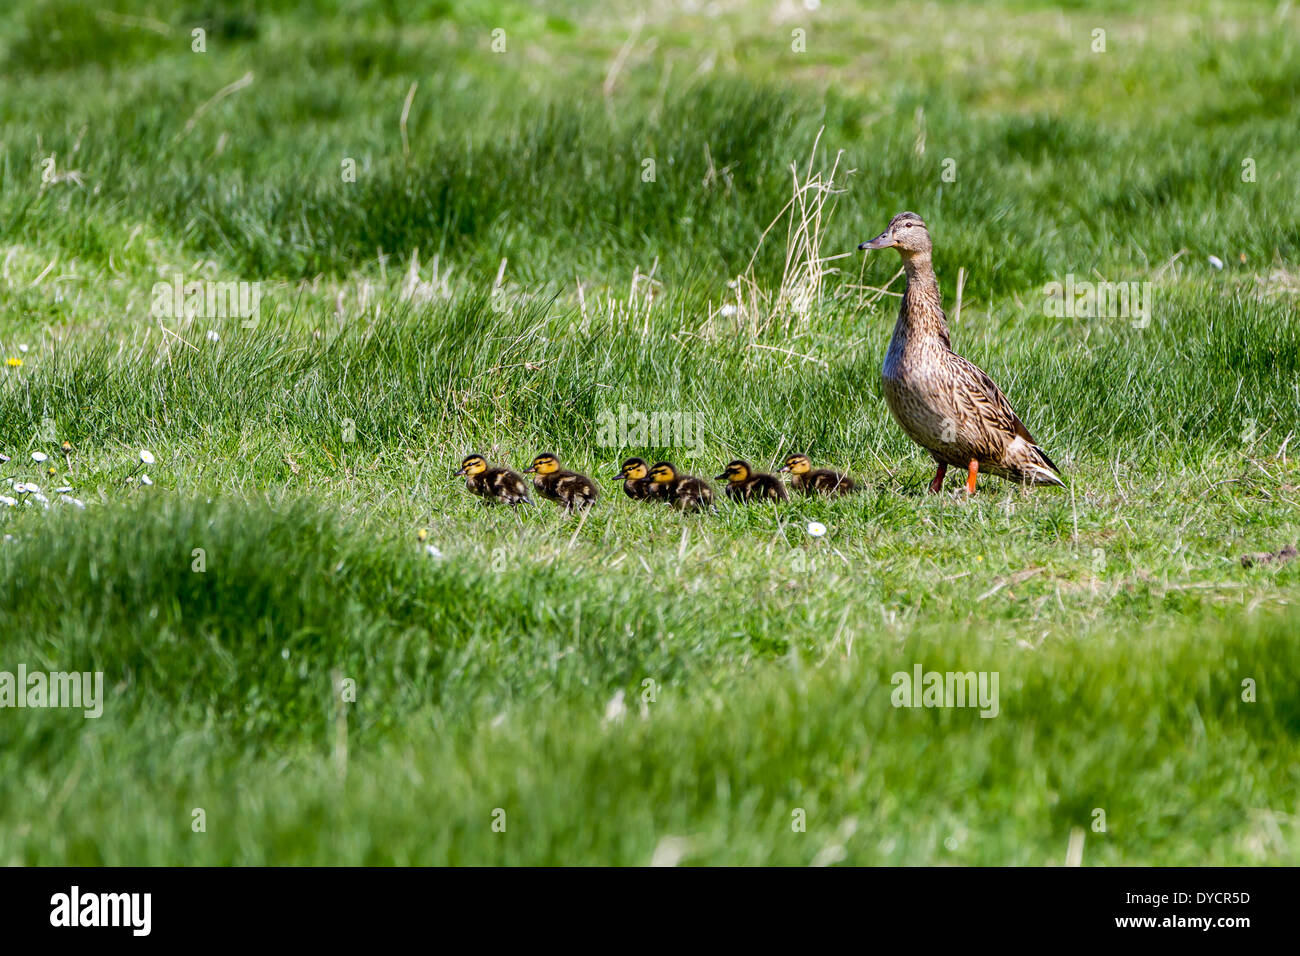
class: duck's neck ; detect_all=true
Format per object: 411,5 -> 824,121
895,253 -> 949,343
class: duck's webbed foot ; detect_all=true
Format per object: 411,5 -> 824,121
966,459 -> 979,495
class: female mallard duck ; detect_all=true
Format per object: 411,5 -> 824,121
648,461 -> 714,512
453,454 -> 531,505
612,457 -> 664,502
716,459 -> 787,502
859,212 -> 1063,493
524,453 -> 599,511
779,454 -> 856,496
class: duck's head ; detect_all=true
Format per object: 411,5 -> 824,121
525,453 -> 560,475
716,460 -> 752,482
614,457 -> 649,481
859,212 -> 931,257
453,454 -> 487,478
648,462 -> 679,483
780,453 -> 812,475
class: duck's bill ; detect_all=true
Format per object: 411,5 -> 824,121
858,231 -> 895,250
778,464 -> 791,472
523,467 -> 537,474
714,473 -> 729,480
452,468 -> 466,477
612,471 -> 626,480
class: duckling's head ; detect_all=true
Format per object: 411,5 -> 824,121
716,460 -> 752,482
454,454 -> 488,477
648,462 -> 678,483
781,453 -> 812,475
614,457 -> 649,481
859,212 -> 931,258
525,453 -> 560,475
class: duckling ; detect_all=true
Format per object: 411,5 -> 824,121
859,212 -> 1063,493
453,454 -> 531,505
612,457 -> 665,502
648,461 -> 714,512
780,453 -> 856,496
524,453 -> 599,511
716,459 -> 787,503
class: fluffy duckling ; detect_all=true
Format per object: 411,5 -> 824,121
780,454 -> 855,496
648,461 -> 714,512
453,454 -> 531,505
524,453 -> 599,511
859,212 -> 1063,493
612,457 -> 665,502
716,459 -> 788,503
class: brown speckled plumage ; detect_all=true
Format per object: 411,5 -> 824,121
861,212 -> 1063,492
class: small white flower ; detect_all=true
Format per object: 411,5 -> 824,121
206,330 -> 220,342
55,486 -> 72,493
31,451 -> 48,462
30,492 -> 49,504
603,689 -> 627,725
1208,255 -> 1224,270
140,474 -> 154,486
17,344 -> 28,353
807,521 -> 827,538
424,543 -> 443,558
139,449 -> 156,465
12,482 -> 26,494
281,648 -> 290,660
719,304 -> 738,317
0,453 -> 10,463
0,496 -> 15,507
60,495 -> 86,509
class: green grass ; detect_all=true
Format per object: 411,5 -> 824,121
1,0 -> 1298,864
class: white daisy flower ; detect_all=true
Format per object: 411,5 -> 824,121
12,482 -> 26,494
55,486 -> 72,493
17,344 -> 28,353
207,330 -> 220,342
60,495 -> 86,509
139,449 -> 156,465
0,496 -> 15,507
1208,255 -> 1224,270
31,451 -> 48,463
424,543 -> 443,558
807,521 -> 828,538
140,474 -> 154,486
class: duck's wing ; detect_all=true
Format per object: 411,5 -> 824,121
948,352 -> 1059,474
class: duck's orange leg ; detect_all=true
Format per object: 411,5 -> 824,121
966,459 -> 979,494
928,463 -> 948,494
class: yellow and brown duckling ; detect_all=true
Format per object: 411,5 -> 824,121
780,454 -> 855,496
612,456 -> 665,502
453,453 -> 531,505
860,212 -> 1063,493
648,461 -> 714,512
524,453 -> 599,511
716,459 -> 787,503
